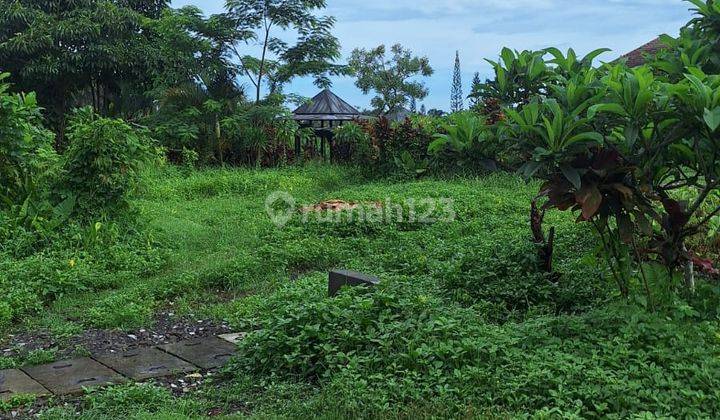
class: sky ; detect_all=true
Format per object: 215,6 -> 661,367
171,0 -> 693,111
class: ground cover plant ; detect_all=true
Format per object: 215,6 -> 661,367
0,165 -> 716,418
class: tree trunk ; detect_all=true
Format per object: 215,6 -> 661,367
215,115 -> 223,166
256,23 -> 271,103
683,244 -> 695,293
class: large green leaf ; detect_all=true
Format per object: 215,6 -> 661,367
588,103 -> 629,119
703,107 -> 720,131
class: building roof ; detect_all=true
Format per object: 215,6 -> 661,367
619,37 -> 668,67
293,89 -> 360,120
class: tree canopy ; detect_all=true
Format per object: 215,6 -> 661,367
224,0 -> 346,103
348,44 -> 434,115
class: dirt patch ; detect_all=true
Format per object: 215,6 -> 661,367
300,199 -> 382,213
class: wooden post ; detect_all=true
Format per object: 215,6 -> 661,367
320,120 -> 326,159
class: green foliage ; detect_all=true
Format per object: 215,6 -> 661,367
350,117 -> 439,175
429,112 -> 497,169
450,51 -> 464,112
225,0 -> 346,102
86,290 -> 155,329
58,108 -> 154,217
488,3 -> 720,295
0,73 -> 59,224
221,105 -> 299,167
333,122 -> 374,164
349,44 -> 434,114
0,0 -> 163,125
229,277 -> 720,417
651,0 -> 720,77
472,48 -> 550,107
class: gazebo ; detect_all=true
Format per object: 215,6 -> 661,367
293,89 -> 361,127
292,89 -> 361,160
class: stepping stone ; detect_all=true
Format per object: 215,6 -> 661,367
22,358 -> 126,395
328,269 -> 380,297
94,348 -> 197,381
218,332 -> 246,345
0,369 -> 50,401
158,337 -> 237,369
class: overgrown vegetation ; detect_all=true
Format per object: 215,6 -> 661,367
1,0 -> 720,418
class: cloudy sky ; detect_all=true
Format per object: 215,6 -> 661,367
172,0 -> 694,110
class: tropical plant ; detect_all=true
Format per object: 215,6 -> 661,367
57,108 -> 155,217
333,122 -> 373,164
429,112 -> 497,169
544,47 -> 611,78
0,73 -> 59,226
221,105 -> 299,166
470,48 -> 550,108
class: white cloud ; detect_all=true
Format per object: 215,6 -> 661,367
172,0 -> 693,110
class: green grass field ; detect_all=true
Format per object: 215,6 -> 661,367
2,165 -> 720,418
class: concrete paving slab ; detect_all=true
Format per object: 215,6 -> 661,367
94,348 -> 197,381
158,337 -> 237,369
0,369 -> 50,401
22,358 -> 126,395
218,332 -> 246,345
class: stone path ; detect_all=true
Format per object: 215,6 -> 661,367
0,334 -> 242,401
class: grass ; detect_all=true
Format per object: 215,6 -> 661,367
2,164 -> 719,418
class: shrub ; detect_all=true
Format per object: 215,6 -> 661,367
222,105 -> 299,167
58,108 -> 154,217
0,301 -> 11,332
332,122 -> 374,165
0,73 -> 59,223
428,111 -> 498,171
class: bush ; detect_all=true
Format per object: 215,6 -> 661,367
332,122 -> 374,165
221,105 -> 298,167
58,108 -> 154,217
428,111 -> 498,171
0,73 -> 59,222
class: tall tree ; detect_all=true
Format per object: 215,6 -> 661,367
469,72 -> 483,108
410,96 -> 417,113
0,0 -> 219,142
0,1 -> 150,122
451,51 -> 464,112
224,0 -> 346,103
349,44 -> 433,115
120,0 -> 171,18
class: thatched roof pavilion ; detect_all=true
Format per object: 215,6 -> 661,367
292,89 -> 361,127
